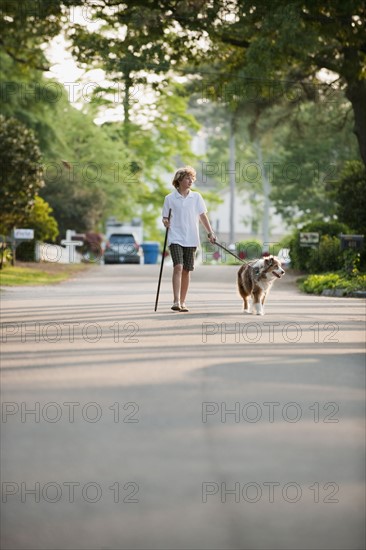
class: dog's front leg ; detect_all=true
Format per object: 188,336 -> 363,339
252,291 -> 264,315
254,302 -> 264,315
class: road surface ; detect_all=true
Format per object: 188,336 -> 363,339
1,264 -> 365,550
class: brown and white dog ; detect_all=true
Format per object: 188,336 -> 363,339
237,255 -> 285,315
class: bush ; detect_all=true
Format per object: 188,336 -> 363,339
300,272 -> 366,295
307,235 -> 342,273
0,237 -> 13,268
289,221 -> 351,272
81,232 -> 103,263
236,240 -> 263,260
342,249 -> 362,276
15,196 -> 59,262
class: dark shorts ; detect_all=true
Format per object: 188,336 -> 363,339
169,244 -> 197,271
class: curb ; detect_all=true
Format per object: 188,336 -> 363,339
321,289 -> 366,298
321,289 -> 347,297
348,290 -> 366,298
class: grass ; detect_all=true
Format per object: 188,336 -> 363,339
0,262 -> 91,286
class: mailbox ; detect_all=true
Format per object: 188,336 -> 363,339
340,234 -> 364,251
13,229 -> 34,240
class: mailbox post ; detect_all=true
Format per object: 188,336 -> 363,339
340,234 -> 364,274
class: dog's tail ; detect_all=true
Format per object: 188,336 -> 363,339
237,264 -> 247,299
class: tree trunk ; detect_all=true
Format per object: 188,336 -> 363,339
345,79 -> 366,168
229,114 -> 236,245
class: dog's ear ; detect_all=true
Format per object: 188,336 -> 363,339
265,256 -> 274,265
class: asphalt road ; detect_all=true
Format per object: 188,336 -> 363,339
1,264 -> 365,550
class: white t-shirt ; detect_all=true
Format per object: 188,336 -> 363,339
162,189 -> 207,247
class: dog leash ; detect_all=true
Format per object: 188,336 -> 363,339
214,241 -> 252,265
213,241 -> 261,279
213,241 -> 281,283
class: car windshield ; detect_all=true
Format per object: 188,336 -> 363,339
109,234 -> 135,244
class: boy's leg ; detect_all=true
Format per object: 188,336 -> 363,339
172,264 -> 183,304
180,247 -> 196,306
180,269 -> 190,304
170,244 -> 184,306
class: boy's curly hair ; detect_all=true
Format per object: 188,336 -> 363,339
172,166 -> 196,189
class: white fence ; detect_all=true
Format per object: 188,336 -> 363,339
35,242 -> 82,264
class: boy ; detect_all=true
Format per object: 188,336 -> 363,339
162,166 -> 216,312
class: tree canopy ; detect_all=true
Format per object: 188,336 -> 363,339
1,0 -> 364,244
82,1 -> 364,164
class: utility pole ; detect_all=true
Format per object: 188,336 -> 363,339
229,114 -> 236,246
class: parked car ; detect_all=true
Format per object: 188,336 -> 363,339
103,233 -> 142,264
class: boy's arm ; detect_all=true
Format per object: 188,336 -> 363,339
199,213 -> 216,243
162,197 -> 170,227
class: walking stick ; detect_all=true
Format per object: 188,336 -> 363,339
154,208 -> 171,311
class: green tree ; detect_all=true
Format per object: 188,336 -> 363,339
0,50 -> 136,238
0,2 -> 139,238
67,2 -> 174,146
265,99 -> 360,224
204,1 -> 366,166
0,0 -> 82,71
95,1 -> 365,166
42,96 -> 135,231
0,50 -> 62,153
191,91 -> 359,228
0,115 -> 44,233
334,160 -> 366,235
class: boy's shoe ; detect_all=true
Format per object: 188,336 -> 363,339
171,303 -> 182,311
180,303 -> 189,312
